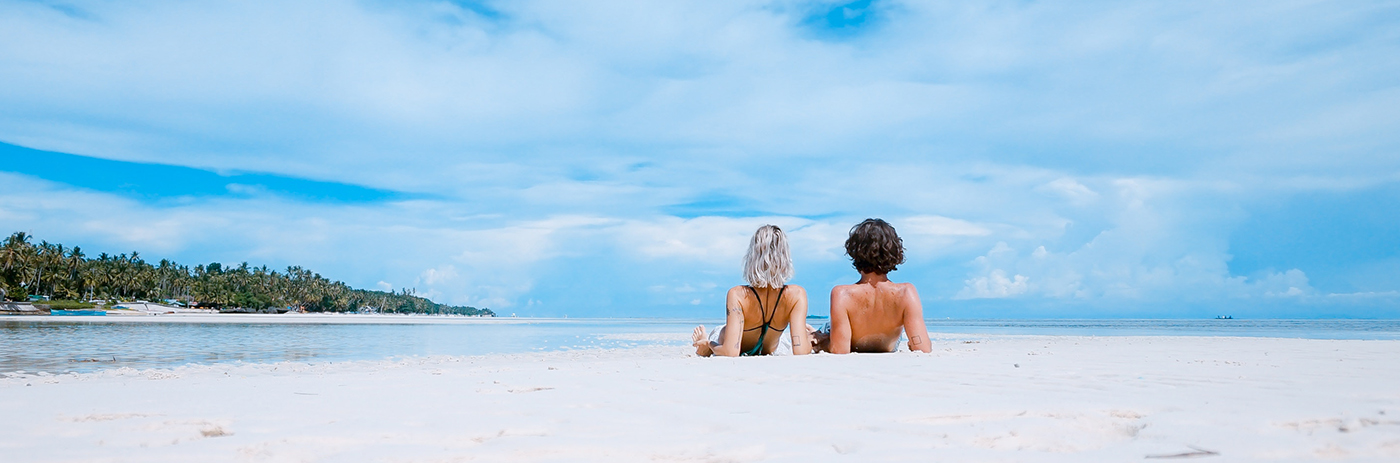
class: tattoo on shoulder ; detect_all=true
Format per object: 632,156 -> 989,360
726,306 -> 742,316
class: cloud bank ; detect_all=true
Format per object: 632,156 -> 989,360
1,0 -> 1397,317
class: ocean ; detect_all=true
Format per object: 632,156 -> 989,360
2,315 -> 1397,374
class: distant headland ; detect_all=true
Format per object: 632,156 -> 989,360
0,232 -> 493,316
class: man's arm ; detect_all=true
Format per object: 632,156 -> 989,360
829,286 -> 852,354
711,287 -> 746,357
901,284 -> 932,353
787,286 -> 811,355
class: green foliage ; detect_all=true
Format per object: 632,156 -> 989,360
0,232 -> 494,317
39,300 -> 95,310
2,282 -> 26,302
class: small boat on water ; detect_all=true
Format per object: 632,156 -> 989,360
1215,315 -> 1234,320
50,309 -> 107,316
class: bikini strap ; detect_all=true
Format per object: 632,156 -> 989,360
741,285 -> 790,356
769,286 -> 785,326
746,285 -> 762,311
745,285 -> 785,327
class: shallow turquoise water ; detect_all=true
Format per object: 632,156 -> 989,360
0,317 -> 700,374
2,317 -> 1397,374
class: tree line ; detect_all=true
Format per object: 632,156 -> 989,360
0,232 -> 494,316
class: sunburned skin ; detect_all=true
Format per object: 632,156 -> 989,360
825,271 -> 931,354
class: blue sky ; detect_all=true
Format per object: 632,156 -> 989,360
1,0 -> 1397,318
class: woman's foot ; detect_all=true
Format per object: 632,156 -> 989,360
692,326 -> 713,357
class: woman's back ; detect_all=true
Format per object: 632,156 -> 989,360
730,284 -> 806,355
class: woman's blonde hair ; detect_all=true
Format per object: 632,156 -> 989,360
743,225 -> 794,288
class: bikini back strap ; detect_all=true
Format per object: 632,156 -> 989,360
749,286 -> 787,323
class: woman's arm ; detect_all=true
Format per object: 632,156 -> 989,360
829,286 -> 852,354
901,284 -> 932,353
710,287 -> 747,357
787,286 -> 811,355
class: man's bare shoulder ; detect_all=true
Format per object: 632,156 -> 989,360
830,283 -> 862,296
888,282 -> 920,300
890,281 -> 918,291
884,281 -> 918,292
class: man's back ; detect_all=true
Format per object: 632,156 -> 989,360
827,218 -> 931,354
829,278 -> 931,353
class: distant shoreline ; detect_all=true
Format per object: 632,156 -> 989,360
2,231 -> 494,317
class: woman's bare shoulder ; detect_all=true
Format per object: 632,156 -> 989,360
783,284 -> 808,296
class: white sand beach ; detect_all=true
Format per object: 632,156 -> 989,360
2,335 -> 1398,462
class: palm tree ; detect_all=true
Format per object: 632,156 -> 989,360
0,232 -> 29,300
1,232 -> 30,273
29,240 -> 55,297
0,231 -> 493,315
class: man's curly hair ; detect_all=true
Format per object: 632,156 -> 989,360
845,218 -> 904,275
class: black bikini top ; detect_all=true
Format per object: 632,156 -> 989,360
741,285 -> 786,356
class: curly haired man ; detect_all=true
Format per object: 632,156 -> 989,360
819,219 -> 932,354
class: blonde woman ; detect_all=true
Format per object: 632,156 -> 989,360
692,225 -> 812,356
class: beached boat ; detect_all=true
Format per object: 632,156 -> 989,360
50,309 -> 107,316
0,302 -> 45,315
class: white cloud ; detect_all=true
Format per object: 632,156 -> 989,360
614,216 -> 770,263
1255,269 -> 1314,298
901,215 -> 992,237
0,1 -> 1397,316
2,0 -> 1395,190
957,269 -> 1030,299
417,265 -> 459,286
1037,178 -> 1099,205
956,242 -> 1030,299
1325,291 -> 1400,300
